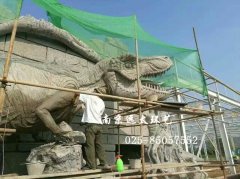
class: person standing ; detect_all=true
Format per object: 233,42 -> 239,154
79,93 -> 110,170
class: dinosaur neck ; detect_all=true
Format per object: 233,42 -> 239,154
76,60 -> 109,90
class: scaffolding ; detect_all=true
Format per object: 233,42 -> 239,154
0,17 -> 240,179
1,72 -> 234,178
0,67 -> 239,177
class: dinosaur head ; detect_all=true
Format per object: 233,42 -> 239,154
99,55 -> 173,100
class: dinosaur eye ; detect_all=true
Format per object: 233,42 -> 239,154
124,61 -> 135,69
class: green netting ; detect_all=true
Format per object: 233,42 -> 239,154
0,0 -> 22,23
32,0 -> 207,95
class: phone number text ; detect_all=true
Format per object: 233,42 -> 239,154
124,136 -> 198,145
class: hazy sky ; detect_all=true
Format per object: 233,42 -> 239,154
21,0 -> 240,90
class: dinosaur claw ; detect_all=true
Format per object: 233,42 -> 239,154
54,133 -> 72,144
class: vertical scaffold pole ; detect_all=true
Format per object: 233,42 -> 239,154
134,16 -> 146,179
197,119 -> 210,157
0,0 -> 22,116
203,139 -> 209,160
117,102 -> 121,156
192,27 -> 226,178
214,81 -> 236,174
175,88 -> 188,152
0,19 -> 19,114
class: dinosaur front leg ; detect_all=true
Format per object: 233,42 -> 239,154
148,142 -> 161,163
36,91 -> 76,134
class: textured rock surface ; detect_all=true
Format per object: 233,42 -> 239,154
26,122 -> 86,173
26,143 -> 85,173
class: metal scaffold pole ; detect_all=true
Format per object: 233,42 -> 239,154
214,80 -> 236,174
197,119 -> 210,157
175,88 -> 188,152
192,27 -> 227,178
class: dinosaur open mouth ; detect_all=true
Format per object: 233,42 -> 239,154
121,66 -> 169,81
141,70 -> 167,78
139,67 -> 170,94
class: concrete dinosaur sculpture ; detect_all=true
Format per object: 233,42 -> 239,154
0,17 -> 172,137
0,17 -> 205,177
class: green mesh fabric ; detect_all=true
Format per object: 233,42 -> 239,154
0,0 -> 22,23
33,0 -> 207,95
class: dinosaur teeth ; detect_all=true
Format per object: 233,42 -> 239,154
142,83 -> 164,91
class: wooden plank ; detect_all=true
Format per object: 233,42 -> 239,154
119,100 -> 222,116
115,167 -> 224,179
144,162 -> 208,171
0,133 -> 13,136
1,167 -> 139,179
2,169 -> 104,179
0,128 -> 16,133
2,162 -> 215,179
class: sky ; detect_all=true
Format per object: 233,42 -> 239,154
21,0 -> 240,91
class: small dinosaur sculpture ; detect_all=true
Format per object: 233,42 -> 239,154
0,17 -> 172,137
145,112 -> 207,178
143,95 -> 207,179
